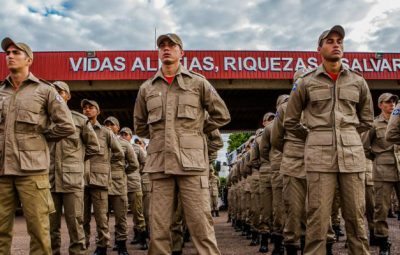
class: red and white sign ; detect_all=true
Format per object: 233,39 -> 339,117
1,51 -> 399,80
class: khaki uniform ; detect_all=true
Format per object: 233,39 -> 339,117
209,171 -> 220,211
259,123 -> 273,234
248,132 -> 262,232
271,101 -> 307,247
0,73 -> 75,255
386,102 -> 400,143
134,64 -> 230,255
285,64 -> 373,255
229,164 -> 238,221
364,113 -> 400,238
49,110 -> 100,255
128,143 -> 146,232
83,121 -> 124,248
109,137 -> 138,241
242,153 -> 252,225
365,159 -> 375,232
269,133 -> 285,239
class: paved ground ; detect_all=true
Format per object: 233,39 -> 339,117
10,211 -> 400,254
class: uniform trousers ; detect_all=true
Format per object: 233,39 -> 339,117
304,172 -> 370,255
50,191 -> 86,255
148,175 -> 220,255
108,194 -> 128,241
249,171 -> 260,231
0,175 -> 54,255
258,172 -> 273,234
83,187 -> 110,248
374,181 -> 400,237
127,191 -> 146,232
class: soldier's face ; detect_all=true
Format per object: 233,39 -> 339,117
379,100 -> 396,114
82,104 -> 99,119
120,132 -> 132,142
5,45 -> 32,72
158,39 -> 183,65
105,122 -> 119,134
318,32 -> 343,62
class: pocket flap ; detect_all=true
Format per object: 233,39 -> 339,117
309,89 -> 331,102
147,96 -> 162,111
307,132 -> 332,146
179,94 -> 199,107
341,132 -> 362,146
90,163 -> 110,173
376,154 -> 396,164
62,163 -> 82,172
16,109 -> 40,124
180,136 -> 204,149
339,88 -> 359,103
18,136 -> 46,151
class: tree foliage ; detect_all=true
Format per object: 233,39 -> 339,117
227,132 -> 252,153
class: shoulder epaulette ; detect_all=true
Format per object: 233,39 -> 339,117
71,110 -> 88,120
189,70 -> 205,79
39,78 -> 54,87
348,68 -> 363,77
300,68 -> 317,78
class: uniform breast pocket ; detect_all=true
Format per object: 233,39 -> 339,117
15,104 -> 41,133
338,88 -> 359,115
146,96 -> 163,124
308,88 -> 332,114
177,94 -> 200,120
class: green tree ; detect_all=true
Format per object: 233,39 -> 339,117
227,132 -> 252,153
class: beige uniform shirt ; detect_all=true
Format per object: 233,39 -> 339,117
0,73 -> 75,176
84,121 -> 124,189
364,114 -> 400,182
386,103 -> 400,144
284,64 -> 374,173
259,122 -> 273,173
127,143 -> 142,193
271,102 -> 306,178
49,110 -> 100,192
134,65 -> 230,178
209,173 -> 220,196
109,137 -> 139,195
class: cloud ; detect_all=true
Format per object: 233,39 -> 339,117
0,0 -> 398,52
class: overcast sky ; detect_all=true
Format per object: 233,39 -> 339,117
2,0 -> 399,52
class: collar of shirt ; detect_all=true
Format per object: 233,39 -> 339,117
151,64 -> 193,90
315,63 -> 349,79
2,72 -> 40,87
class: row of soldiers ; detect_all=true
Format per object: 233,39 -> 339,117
51,83 -> 223,255
0,33 -> 228,255
227,75 -> 400,255
48,81 -> 150,255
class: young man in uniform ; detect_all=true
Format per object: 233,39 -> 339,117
104,116 -> 139,255
364,93 -> 399,254
119,127 -> 148,250
0,37 -> 75,254
82,100 -> 124,255
134,33 -> 230,254
50,81 -> 100,255
284,25 -> 373,255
